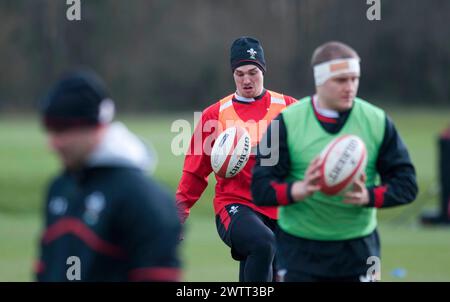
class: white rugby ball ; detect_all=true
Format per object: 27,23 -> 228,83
319,134 -> 367,195
211,126 -> 251,178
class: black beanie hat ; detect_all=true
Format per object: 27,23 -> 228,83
41,70 -> 115,130
230,36 -> 266,73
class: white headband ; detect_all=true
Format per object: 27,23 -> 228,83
314,58 -> 360,86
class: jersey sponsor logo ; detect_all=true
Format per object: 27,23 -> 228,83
247,48 -> 257,59
83,192 -> 106,225
49,197 -> 68,216
229,205 -> 239,215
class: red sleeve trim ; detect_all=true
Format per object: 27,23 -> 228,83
270,181 -> 289,206
128,267 -> 181,282
374,186 -> 387,208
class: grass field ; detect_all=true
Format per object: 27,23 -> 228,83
1,108 -> 450,281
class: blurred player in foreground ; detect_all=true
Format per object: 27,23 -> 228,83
36,70 -> 181,281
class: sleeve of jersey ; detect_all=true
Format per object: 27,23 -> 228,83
367,116 -> 418,208
284,95 -> 298,106
175,104 -> 219,223
251,114 -> 295,206
122,179 -> 182,282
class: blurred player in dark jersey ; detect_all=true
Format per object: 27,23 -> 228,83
36,70 -> 181,282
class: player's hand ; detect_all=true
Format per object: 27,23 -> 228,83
291,157 -> 322,202
343,173 -> 369,206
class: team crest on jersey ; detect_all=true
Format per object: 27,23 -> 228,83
83,192 -> 106,225
48,197 -> 68,215
247,48 -> 257,59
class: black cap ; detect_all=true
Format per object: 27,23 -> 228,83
230,37 -> 266,73
41,70 -> 115,131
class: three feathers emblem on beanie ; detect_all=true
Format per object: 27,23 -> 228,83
230,36 -> 266,73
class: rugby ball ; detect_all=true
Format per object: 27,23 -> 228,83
211,126 -> 251,178
319,134 -> 367,195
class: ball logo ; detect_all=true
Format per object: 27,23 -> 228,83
219,133 -> 229,148
228,136 -> 250,177
212,133 -> 229,168
320,134 -> 367,195
210,126 -> 251,178
212,153 -> 221,168
328,139 -> 358,183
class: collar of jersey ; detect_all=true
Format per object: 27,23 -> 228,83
233,89 -> 266,103
313,95 -> 339,118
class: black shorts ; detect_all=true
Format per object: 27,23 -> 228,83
215,203 -> 277,261
277,228 -> 380,280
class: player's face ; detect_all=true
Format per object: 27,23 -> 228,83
47,126 -> 104,170
233,65 -> 264,98
317,72 -> 360,111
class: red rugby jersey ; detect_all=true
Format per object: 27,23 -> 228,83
176,90 -> 297,224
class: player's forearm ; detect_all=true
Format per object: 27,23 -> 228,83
367,116 -> 418,208
175,170 -> 209,222
251,169 -> 294,206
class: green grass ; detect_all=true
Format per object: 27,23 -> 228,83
1,108 -> 450,281
1,213 -> 449,282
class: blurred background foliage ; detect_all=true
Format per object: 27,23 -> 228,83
0,0 -> 449,113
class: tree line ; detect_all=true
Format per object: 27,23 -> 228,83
0,0 -> 448,112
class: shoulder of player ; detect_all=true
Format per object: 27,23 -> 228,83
354,97 -> 387,121
111,168 -> 172,201
283,94 -> 298,105
262,89 -> 297,105
283,95 -> 311,111
48,173 -> 68,189
104,167 -> 149,189
115,171 -> 177,221
106,171 -> 178,230
200,94 -> 232,121
46,172 -> 75,197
